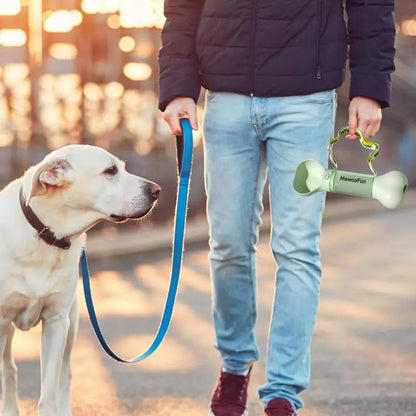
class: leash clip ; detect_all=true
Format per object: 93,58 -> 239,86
328,126 -> 380,176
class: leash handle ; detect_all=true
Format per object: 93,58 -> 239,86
81,118 -> 193,363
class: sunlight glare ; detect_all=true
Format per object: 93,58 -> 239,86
105,81 -> 124,99
112,335 -> 197,371
3,64 -> 29,87
71,10 -> 84,26
319,299 -> 388,324
48,43 -> 78,60
401,19 -> 416,36
123,62 -> 152,81
72,335 -> 128,414
0,29 -> 27,47
139,398 -> 209,416
119,0 -> 165,29
0,132 -> 14,147
76,271 -> 154,319
43,10 -> 77,33
119,35 -> 135,52
83,82 -> 104,101
107,14 -> 120,29
82,0 -> 120,14
0,0 -> 21,16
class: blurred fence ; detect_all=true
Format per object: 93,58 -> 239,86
0,1 -> 415,227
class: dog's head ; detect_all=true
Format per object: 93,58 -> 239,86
23,145 -> 160,231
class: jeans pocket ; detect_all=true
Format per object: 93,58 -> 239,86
298,89 -> 335,104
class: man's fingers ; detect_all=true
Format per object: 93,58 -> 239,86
348,96 -> 382,139
162,97 -> 198,136
163,110 -> 181,135
358,118 -> 381,139
364,118 -> 381,139
188,105 -> 198,131
347,103 -> 358,140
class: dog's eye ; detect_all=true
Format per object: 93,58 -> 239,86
103,165 -> 118,176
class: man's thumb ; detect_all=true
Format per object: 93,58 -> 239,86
187,104 -> 199,131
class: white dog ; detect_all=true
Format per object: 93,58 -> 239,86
0,144 -> 160,416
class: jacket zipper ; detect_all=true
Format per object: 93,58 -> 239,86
250,0 -> 258,95
316,0 -> 324,79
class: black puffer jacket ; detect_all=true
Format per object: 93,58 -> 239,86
159,0 -> 395,111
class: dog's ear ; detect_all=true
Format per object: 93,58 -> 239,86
26,159 -> 74,205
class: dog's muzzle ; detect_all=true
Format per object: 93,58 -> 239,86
110,182 -> 161,223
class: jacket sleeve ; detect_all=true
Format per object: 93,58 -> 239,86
158,0 -> 204,111
345,0 -> 395,108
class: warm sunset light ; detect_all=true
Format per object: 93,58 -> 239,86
135,39 -> 154,58
81,0 -> 120,14
107,14 -> 120,29
48,43 -> 78,60
0,29 -> 27,47
81,0 -> 165,28
0,132 -> 14,148
2,63 -> 29,86
43,10 -> 79,33
123,62 -> 152,81
80,0 -> 166,28
0,0 -> 21,16
119,0 -> 165,29
105,81 -> 124,99
83,82 -> 104,102
119,35 -> 135,52
401,18 -> 416,36
71,10 -> 84,26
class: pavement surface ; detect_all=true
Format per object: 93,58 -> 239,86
2,191 -> 416,416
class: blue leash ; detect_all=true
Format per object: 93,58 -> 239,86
80,119 -> 193,363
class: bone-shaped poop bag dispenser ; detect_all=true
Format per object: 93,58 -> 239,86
293,127 -> 408,209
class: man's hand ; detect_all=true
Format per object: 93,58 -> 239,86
347,96 -> 382,140
162,97 -> 198,136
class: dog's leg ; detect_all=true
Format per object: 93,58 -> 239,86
38,314 -> 70,416
59,298 -> 78,416
1,324 -> 19,416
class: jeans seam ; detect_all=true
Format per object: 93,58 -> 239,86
246,142 -> 262,361
251,97 -> 265,141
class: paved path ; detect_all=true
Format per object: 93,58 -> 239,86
3,197 -> 416,415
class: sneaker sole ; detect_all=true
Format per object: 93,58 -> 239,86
208,409 -> 248,416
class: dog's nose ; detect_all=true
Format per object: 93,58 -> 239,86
150,183 -> 161,199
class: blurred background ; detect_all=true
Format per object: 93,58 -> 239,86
0,0 -> 415,228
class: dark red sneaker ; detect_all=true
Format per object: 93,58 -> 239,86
264,398 -> 297,416
209,367 -> 251,416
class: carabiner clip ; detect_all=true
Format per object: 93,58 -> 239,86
328,126 -> 380,176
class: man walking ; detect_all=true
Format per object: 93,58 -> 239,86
159,0 -> 395,414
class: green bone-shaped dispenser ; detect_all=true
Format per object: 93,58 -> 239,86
293,127 -> 408,209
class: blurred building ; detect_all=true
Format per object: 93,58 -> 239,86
0,0 -> 169,151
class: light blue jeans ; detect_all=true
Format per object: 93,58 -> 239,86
202,90 -> 336,411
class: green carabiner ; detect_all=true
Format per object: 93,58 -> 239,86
328,126 -> 380,176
